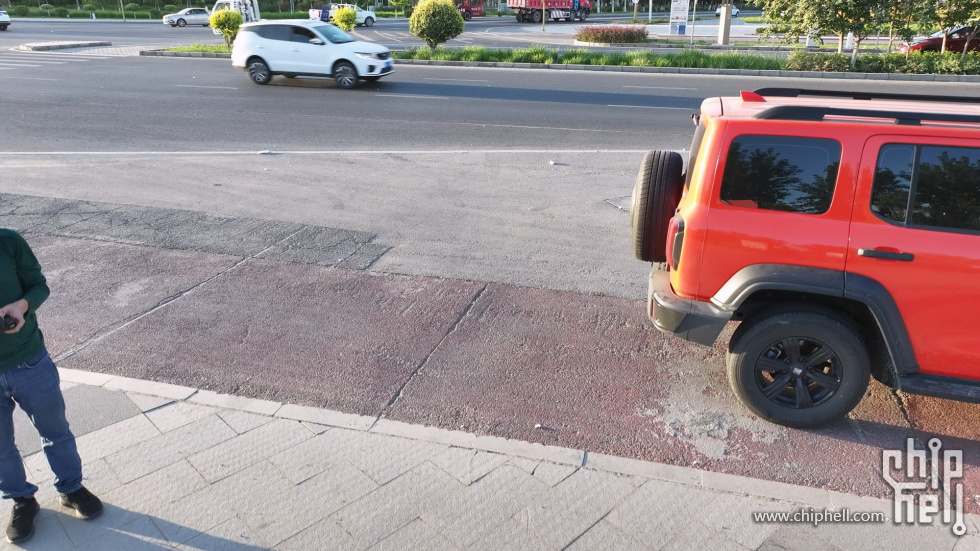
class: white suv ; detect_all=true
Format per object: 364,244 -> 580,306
0,6 -> 11,31
231,20 -> 393,88
309,4 -> 377,27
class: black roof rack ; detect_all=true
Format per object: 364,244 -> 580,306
752,88 -> 980,105
754,105 -> 980,126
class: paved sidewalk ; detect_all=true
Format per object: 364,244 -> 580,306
0,368 -> 969,550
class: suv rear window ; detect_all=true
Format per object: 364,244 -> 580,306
719,136 -> 841,214
873,143 -> 980,233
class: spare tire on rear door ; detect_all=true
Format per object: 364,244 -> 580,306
631,150 -> 684,262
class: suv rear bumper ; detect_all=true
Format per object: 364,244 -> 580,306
648,270 -> 731,346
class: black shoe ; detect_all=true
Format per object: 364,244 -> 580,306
59,486 -> 103,520
6,497 -> 39,544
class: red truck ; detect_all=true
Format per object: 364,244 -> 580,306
456,0 -> 483,20
507,0 -> 590,22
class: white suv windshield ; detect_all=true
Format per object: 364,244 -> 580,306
313,24 -> 354,44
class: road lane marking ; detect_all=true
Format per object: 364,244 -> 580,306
608,105 -> 695,110
375,93 -> 448,99
174,85 -> 239,89
423,78 -> 490,83
0,76 -> 58,80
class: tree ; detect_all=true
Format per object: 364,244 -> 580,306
932,0 -> 980,54
757,0 -> 882,66
390,0 -> 411,17
409,0 -> 464,49
210,9 -> 243,47
333,5 -> 356,31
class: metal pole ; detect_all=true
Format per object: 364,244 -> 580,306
647,0 -> 650,22
690,0 -> 696,44
541,0 -> 545,31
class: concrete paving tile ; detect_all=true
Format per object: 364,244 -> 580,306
187,419 -> 313,483
144,401 -> 219,433
346,435 -> 449,485
125,393 -> 174,413
275,404 -> 375,432
173,516 -> 269,551
605,480 -> 718,549
469,433 -> 583,466
239,461 -> 378,547
74,514 -> 172,551
811,520 -> 958,551
826,490 -> 894,520
276,517 -> 358,551
564,519 -> 646,551
429,448 -> 509,485
56,505 -> 148,549
367,519 -> 460,551
661,518 -> 751,551
954,535 -> 980,551
515,468 -> 640,548
57,368 -> 115,387
189,389 -> 281,416
157,460 -> 294,545
300,422 -> 329,435
467,516 -> 556,551
506,457 -> 540,474
4,513 -> 74,551
532,462 -> 578,487
101,460 -> 209,518
331,462 -> 464,548
370,419 -> 477,449
696,494 -> 784,549
700,470 -> 834,508
78,458 -> 124,497
586,452 -> 702,487
421,465 -> 548,547
268,432 -> 344,484
218,409 -> 275,435
105,414 -> 238,483
757,525 -> 843,551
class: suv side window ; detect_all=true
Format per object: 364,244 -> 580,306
255,24 -> 290,41
719,136 -> 841,214
872,144 -> 980,233
291,26 -> 317,43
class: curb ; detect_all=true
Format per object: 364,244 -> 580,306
57,366 -> 905,516
17,41 -> 111,51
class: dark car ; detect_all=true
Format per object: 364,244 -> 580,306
896,25 -> 980,53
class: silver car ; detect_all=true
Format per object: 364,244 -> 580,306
163,7 -> 211,27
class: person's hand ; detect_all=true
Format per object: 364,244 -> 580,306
0,300 -> 28,334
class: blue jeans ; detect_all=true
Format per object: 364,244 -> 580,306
0,348 -> 82,499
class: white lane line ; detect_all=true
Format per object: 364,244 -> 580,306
8,52 -> 110,59
423,78 -> 490,83
608,105 -> 694,110
375,93 -> 448,99
174,85 -> 239,89
0,76 -> 58,80
0,63 -> 46,67
0,149 -> 651,156
623,86 -> 698,90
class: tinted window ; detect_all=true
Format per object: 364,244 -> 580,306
913,146 -> 980,232
291,26 -> 317,43
255,24 -> 290,41
871,144 -> 914,223
719,136 -> 841,214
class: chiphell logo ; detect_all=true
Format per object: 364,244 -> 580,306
882,437 -> 966,536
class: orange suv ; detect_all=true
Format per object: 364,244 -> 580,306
631,88 -> 980,428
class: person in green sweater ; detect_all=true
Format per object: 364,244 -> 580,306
0,229 -> 103,543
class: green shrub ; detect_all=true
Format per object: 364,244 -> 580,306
149,8 -> 161,17
332,5 -> 356,31
82,4 -> 97,10
409,0 -> 464,49
574,25 -> 647,43
40,4 -> 55,11
11,5 -> 30,16
163,4 -> 178,11
785,50 -> 850,72
210,9 -> 243,47
54,7 -> 69,16
124,3 -> 140,11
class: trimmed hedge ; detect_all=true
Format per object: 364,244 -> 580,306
575,25 -> 648,44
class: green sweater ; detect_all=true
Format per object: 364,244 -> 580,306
0,229 -> 49,372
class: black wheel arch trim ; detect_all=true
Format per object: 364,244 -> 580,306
710,264 -> 918,378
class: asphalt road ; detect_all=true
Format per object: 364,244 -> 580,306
3,43 -> 980,509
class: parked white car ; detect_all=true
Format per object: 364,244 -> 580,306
309,4 -> 377,27
0,6 -> 11,31
163,7 -> 211,27
231,19 -> 393,88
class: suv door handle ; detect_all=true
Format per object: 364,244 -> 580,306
857,248 -> 914,262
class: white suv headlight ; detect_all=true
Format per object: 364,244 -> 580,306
355,52 -> 380,60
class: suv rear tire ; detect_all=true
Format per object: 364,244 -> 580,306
247,59 -> 272,85
631,150 -> 684,262
727,307 -> 870,428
